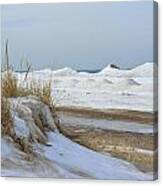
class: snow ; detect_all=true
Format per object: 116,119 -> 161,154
98,62 -> 156,77
1,138 -> 16,158
99,64 -> 119,75
1,137 -> 81,178
43,132 -> 153,180
13,115 -> 30,138
35,68 -> 53,74
129,63 -> 155,77
1,131 -> 153,180
116,78 -> 141,87
53,67 -> 77,76
98,64 -> 127,77
33,67 -> 77,76
15,62 -> 156,112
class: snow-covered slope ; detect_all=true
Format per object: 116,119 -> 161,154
1,130 -> 153,180
42,132 -> 152,180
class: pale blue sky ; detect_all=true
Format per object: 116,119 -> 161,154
1,1 -> 153,70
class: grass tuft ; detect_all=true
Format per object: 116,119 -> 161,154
1,41 -> 56,155
1,69 -> 55,111
2,70 -> 19,98
1,97 -> 14,136
26,80 -> 56,112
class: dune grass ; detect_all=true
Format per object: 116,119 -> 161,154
1,41 -> 56,155
26,80 -> 56,112
1,97 -> 14,136
1,69 -> 55,110
1,70 -> 56,136
110,148 -> 157,173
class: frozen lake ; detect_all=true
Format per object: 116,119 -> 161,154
15,62 -> 157,112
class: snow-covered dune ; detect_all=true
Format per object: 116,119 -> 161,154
43,132 -> 153,180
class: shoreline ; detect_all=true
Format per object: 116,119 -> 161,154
56,106 -> 157,124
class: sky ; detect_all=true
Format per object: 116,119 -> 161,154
1,1 -> 154,70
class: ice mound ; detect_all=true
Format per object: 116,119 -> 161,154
99,64 -> 119,75
98,62 -> 156,77
30,67 -> 77,77
53,67 -> 77,76
98,64 -> 127,77
129,62 -> 155,77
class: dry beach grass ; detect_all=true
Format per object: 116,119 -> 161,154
1,42 -> 56,154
